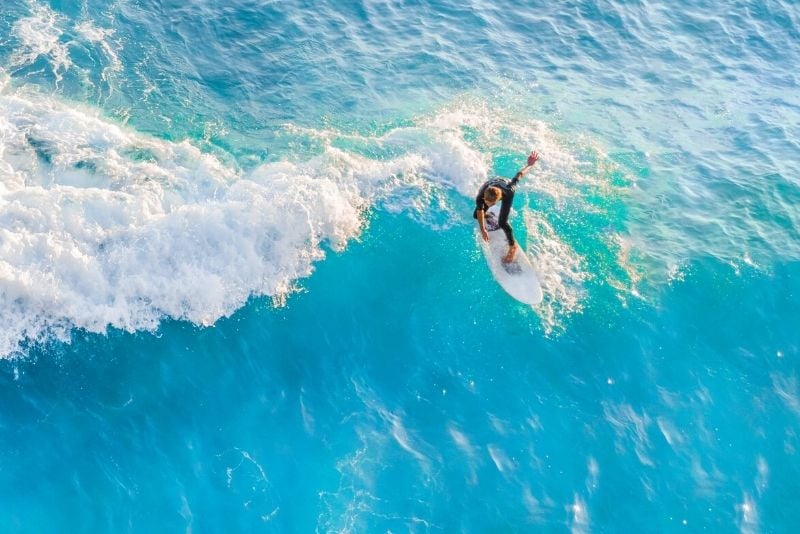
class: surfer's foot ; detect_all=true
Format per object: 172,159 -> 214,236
502,245 -> 518,263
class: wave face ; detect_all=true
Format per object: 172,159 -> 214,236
1,0 -> 800,531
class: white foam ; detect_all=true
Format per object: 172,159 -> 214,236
736,493 -> 759,534
522,486 -> 544,521
656,416 -> 686,448
9,1 -> 123,99
447,424 -> 476,457
283,116 -> 491,197
771,373 -> 800,417
447,424 -> 479,485
487,444 -> 514,475
0,87 -> 500,357
585,457 -> 599,494
569,494 -> 590,534
74,20 -> 123,85
10,1 -> 72,83
755,455 -> 768,496
523,210 -> 588,334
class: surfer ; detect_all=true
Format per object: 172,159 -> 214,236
474,150 -> 539,263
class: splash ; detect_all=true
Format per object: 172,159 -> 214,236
524,210 -> 588,335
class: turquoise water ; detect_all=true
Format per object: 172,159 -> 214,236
1,0 -> 799,530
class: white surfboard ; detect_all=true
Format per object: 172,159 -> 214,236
477,205 -> 543,305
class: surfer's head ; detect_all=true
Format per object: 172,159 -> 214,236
484,186 -> 502,205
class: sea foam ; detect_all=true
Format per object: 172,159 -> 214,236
10,1 -> 72,83
0,85 -> 496,357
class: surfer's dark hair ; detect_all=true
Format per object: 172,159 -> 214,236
484,187 -> 500,202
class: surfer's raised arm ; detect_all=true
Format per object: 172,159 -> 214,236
511,151 -> 539,184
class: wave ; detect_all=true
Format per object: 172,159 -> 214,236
0,80 -> 488,357
0,69 -> 638,357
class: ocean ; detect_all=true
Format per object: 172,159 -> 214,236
1,0 -> 799,531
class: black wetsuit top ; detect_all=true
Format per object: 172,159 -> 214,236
473,176 -> 519,246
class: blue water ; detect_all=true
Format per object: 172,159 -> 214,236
1,0 -> 799,530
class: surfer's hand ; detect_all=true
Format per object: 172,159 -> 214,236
481,228 -> 489,242
527,151 -> 539,167
503,244 -> 518,263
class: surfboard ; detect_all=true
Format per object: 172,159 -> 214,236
477,205 -> 543,305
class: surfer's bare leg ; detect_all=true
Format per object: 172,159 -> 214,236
503,243 -> 518,263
